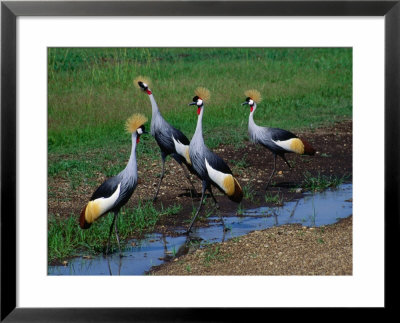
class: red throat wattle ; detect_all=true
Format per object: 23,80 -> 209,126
250,106 -> 254,112
146,89 -> 152,95
197,107 -> 201,115
136,137 -> 140,144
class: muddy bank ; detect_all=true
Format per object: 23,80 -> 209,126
150,216 -> 352,275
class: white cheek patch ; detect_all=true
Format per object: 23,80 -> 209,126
137,128 -> 143,135
205,158 -> 229,193
197,99 -> 203,106
249,99 -> 254,105
172,136 -> 191,164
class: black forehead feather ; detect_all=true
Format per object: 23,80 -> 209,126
192,96 -> 199,101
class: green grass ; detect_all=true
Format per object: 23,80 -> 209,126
48,47 -> 352,190
202,245 -> 228,267
301,172 -> 348,192
264,192 -> 284,205
48,202 -> 182,263
242,182 -> 257,202
48,47 -> 352,154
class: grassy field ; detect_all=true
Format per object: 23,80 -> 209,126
48,47 -> 352,262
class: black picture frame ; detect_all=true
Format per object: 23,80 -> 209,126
1,0 -> 398,321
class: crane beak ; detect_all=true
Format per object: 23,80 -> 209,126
241,102 -> 249,106
188,102 -> 197,106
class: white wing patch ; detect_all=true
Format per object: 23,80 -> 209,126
272,139 -> 292,151
205,158 -> 229,193
172,135 -> 191,164
272,138 -> 304,154
86,183 -> 121,223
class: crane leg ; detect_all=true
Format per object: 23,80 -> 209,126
106,213 -> 117,255
187,181 -> 207,233
178,162 -> 198,197
281,154 -> 292,169
153,155 -> 166,202
265,154 -> 277,190
207,186 -> 226,229
208,186 -> 220,209
114,213 -> 122,257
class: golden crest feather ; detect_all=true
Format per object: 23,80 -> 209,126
125,113 -> 148,133
244,89 -> 262,103
133,76 -> 152,89
195,87 -> 211,103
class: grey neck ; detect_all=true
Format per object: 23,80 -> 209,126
193,105 -> 204,144
123,132 -> 138,180
249,103 -> 257,128
148,93 -> 161,118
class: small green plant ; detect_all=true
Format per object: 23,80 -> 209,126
320,153 -> 331,158
302,172 -> 348,192
185,264 -> 192,273
236,203 -> 244,216
171,246 -> 177,258
264,192 -> 283,205
159,203 -> 182,217
231,237 -> 241,243
203,246 -> 224,266
230,154 -> 248,169
242,183 -> 256,202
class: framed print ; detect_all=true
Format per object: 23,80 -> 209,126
1,0 -> 399,321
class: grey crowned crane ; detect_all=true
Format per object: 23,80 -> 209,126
242,89 -> 316,190
134,76 -> 197,201
79,114 -> 148,256
187,87 -> 243,233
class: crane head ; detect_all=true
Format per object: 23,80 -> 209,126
136,125 -> 148,143
243,90 -> 262,113
125,113 -> 148,143
134,76 -> 152,95
189,87 -> 210,115
189,96 -> 203,115
242,97 -> 255,112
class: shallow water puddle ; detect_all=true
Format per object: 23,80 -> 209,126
48,184 -> 352,275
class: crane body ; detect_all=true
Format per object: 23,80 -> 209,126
243,90 -> 315,190
135,77 -> 197,200
79,114 -> 148,255
187,88 -> 243,232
